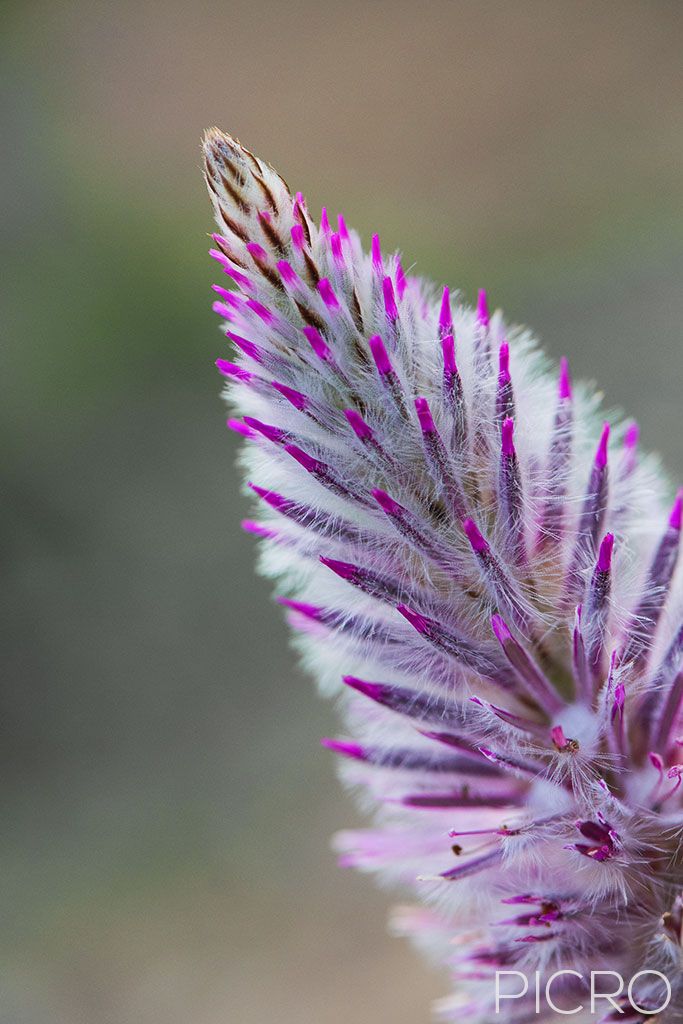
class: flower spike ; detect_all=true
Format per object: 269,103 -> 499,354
203,128 -> 683,1023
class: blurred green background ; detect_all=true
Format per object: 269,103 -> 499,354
2,1 -> 683,1021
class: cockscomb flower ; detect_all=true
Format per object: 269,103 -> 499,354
203,129 -> 683,1021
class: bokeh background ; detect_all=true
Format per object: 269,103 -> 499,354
3,2 -> 683,1021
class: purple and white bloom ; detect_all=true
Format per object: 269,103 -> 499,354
203,129 -> 683,1022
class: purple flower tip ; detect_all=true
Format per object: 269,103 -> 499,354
463,518 -> 489,553
383,276 -> 398,320
226,417 -> 254,438
241,519 -> 275,538
215,358 -> 252,381
372,488 -> 404,517
318,278 -> 340,310
396,604 -> 429,634
271,380 -> 308,410
415,397 -> 435,434
501,417 -> 515,457
558,356 -> 572,400
248,483 -> 288,510
277,260 -> 299,288
330,232 -> 344,265
246,298 -> 276,324
302,325 -> 330,361
290,223 -> 305,251
243,417 -> 285,443
498,342 -> 510,380
371,233 -> 382,269
320,556 -> 358,581
624,421 -> 639,450
246,241 -> 268,262
285,444 -> 320,472
597,532 -> 615,572
321,738 -> 365,759
439,286 -> 452,335
669,489 -> 683,531
320,206 -> 331,235
227,332 -> 262,362
491,614 -> 512,645
368,334 -> 392,376
396,261 -> 407,300
343,676 -> 384,701
477,288 -> 490,327
595,422 -> 610,469
276,597 -> 323,620
337,213 -> 349,241
344,408 -> 374,440
441,334 -> 457,375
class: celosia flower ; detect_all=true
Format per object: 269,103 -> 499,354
203,129 -> 683,1022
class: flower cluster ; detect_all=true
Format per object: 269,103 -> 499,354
203,128 -> 683,1022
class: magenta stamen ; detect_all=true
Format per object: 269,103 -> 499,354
383,276 -> 398,321
550,724 -> 567,749
368,334 -> 392,376
318,278 -> 340,310
477,288 -> 490,328
501,417 -> 515,457
439,287 -> 452,336
595,422 -> 610,469
558,357 -> 572,400
337,214 -> 349,241
344,408 -> 374,440
463,519 -> 489,553
597,533 -> 614,573
320,207 -> 331,235
415,397 -> 435,434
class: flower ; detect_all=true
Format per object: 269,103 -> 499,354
203,128 -> 683,1022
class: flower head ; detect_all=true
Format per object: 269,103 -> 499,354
203,128 -> 683,1021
